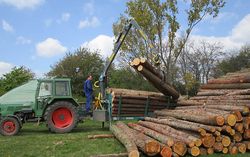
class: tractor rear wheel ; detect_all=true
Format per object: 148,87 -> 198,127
0,117 -> 20,136
44,101 -> 78,133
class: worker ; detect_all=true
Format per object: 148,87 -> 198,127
83,75 -> 93,113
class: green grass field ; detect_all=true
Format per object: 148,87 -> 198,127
0,119 -> 250,157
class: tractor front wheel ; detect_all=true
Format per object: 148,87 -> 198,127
44,101 -> 78,133
0,117 -> 20,136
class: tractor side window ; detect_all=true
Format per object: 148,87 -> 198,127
55,81 -> 69,96
39,82 -> 52,97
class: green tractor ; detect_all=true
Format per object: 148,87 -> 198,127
0,78 -> 81,136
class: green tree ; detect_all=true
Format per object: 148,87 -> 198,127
108,67 -> 156,91
47,47 -> 104,96
213,44 -> 250,77
113,0 -> 225,83
0,66 -> 34,96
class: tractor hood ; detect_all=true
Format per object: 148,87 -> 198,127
0,80 -> 38,105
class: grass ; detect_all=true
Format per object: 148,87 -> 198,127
0,119 -> 249,157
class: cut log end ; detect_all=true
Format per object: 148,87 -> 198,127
244,129 -> 250,139
222,136 -> 231,147
237,143 -> 247,154
132,58 -> 141,66
202,134 -> 215,148
189,146 -> 200,157
207,148 -> 214,155
222,147 -> 228,154
167,138 -> 174,147
128,151 -> 140,157
194,139 -> 202,147
173,141 -> 187,156
227,114 -> 237,126
229,145 -> 238,155
160,146 -> 172,157
216,116 -> 225,126
145,141 -> 161,156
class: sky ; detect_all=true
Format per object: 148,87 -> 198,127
0,0 -> 250,78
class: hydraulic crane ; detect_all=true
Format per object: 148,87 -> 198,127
93,18 -> 160,125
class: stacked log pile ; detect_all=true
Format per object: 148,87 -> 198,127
108,88 -> 175,117
130,58 -> 179,100
110,69 -> 250,156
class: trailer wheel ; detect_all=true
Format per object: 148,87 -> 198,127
0,117 -> 20,136
44,101 -> 78,133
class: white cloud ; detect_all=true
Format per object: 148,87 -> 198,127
36,38 -> 67,57
191,14 -> 250,51
83,1 -> 94,15
0,0 -> 44,9
16,36 -> 32,44
2,20 -> 14,32
82,35 -> 114,57
78,16 -> 100,29
0,61 -> 14,77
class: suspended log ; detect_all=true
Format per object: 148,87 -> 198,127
135,65 -> 179,99
144,117 -> 217,133
115,121 -> 160,156
127,123 -> 175,147
90,153 -> 128,157
138,121 -> 201,148
139,58 -> 166,81
88,134 -> 114,139
131,58 -> 141,66
154,110 -> 222,126
201,83 -> 250,89
110,124 -> 139,157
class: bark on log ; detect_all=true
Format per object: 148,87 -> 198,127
208,75 -> 250,84
110,124 -> 139,157
88,134 -> 114,139
226,89 -> 250,95
140,58 -> 166,81
144,117 -> 217,133
109,88 -> 165,98
127,123 -> 175,147
190,95 -> 250,100
201,83 -> 250,89
138,121 -> 200,148
115,121 -> 160,156
154,110 -> 221,126
135,65 -> 179,99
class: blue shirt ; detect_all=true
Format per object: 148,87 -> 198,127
84,79 -> 93,96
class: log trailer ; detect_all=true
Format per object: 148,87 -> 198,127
0,19 -> 172,136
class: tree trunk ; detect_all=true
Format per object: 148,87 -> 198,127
115,121 -> 161,156
110,124 -> 139,157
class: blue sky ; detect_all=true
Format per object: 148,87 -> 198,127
0,0 -> 250,78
